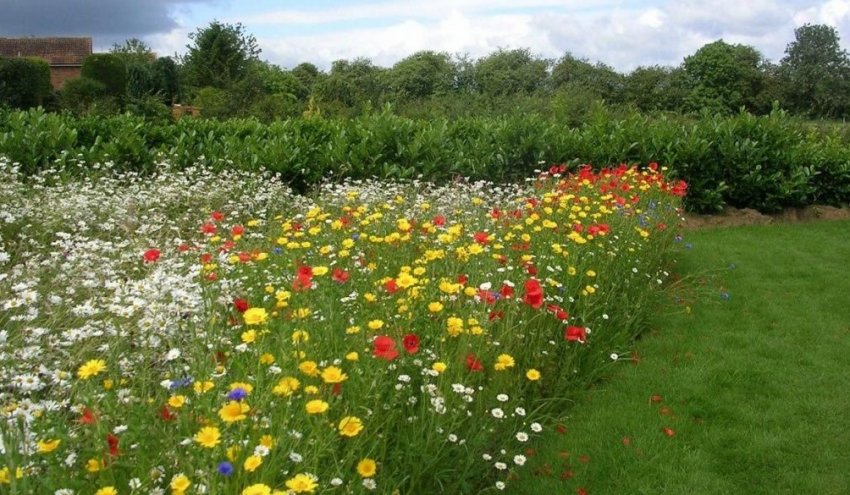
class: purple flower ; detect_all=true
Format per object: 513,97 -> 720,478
227,387 -> 248,401
218,461 -> 233,476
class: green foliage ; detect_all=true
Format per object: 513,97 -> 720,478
683,40 -> 765,114
110,38 -> 156,65
779,24 -> 850,118
81,54 -> 128,99
1,108 -> 848,213
126,62 -> 155,99
0,57 -> 52,109
151,57 -> 180,104
624,66 -> 688,112
181,21 -> 261,90
59,77 -> 106,115
552,53 -> 624,102
389,51 -> 456,100
474,48 -> 550,96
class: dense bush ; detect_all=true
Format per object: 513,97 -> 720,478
0,107 -> 848,212
81,54 -> 128,99
0,57 -> 52,109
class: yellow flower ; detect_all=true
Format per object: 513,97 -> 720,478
243,455 -> 263,472
241,329 -> 257,344
0,466 -> 23,483
304,385 -> 319,394
259,353 -> 276,365
243,307 -> 268,325
312,266 -> 329,276
86,458 -> 102,472
298,360 -> 319,377
345,325 -> 361,334
37,438 -> 61,453
494,354 -> 515,371
345,351 -> 359,361
285,473 -> 318,493
103,379 -> 114,390
242,484 -> 272,495
338,416 -> 364,437
305,399 -> 329,414
272,376 -> 300,396
292,330 -> 310,343
428,302 -> 444,313
357,458 -> 377,478
260,434 -> 274,449
194,380 -> 214,394
77,359 -> 106,379
432,362 -> 447,373
320,366 -> 348,384
95,487 -> 117,495
170,473 -> 191,493
168,395 -> 187,408
227,445 -> 241,461
218,401 -> 250,423
526,369 -> 541,381
194,426 -> 221,448
367,319 -> 384,331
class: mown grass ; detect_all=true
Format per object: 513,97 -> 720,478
508,220 -> 850,495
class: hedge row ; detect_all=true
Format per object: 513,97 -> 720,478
1,107 -> 848,212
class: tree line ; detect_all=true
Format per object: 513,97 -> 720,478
1,21 -> 848,120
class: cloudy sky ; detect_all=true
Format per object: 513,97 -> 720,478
1,0 -> 849,71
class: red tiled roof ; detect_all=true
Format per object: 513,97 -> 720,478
0,37 -> 92,66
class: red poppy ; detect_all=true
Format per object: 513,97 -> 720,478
522,279 -> 544,309
107,433 -> 120,457
478,289 -> 497,305
384,279 -> 399,294
332,268 -> 349,283
79,407 -> 97,425
546,304 -> 569,321
233,298 -> 249,313
201,223 -> 217,235
499,284 -> 514,299
432,214 -> 446,227
465,353 -> 483,372
237,252 -> 251,263
332,383 -> 342,396
297,265 -> 313,280
211,211 -> 224,222
373,336 -> 399,361
402,334 -> 420,354
200,253 -> 213,264
565,326 -> 587,343
526,263 -> 537,276
489,208 -> 502,219
160,405 -> 175,422
143,249 -> 161,263
177,243 -> 190,252
231,225 -> 245,236
488,310 -> 504,321
456,274 -> 468,285
473,231 -> 489,244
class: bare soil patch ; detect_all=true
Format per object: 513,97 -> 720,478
684,205 -> 850,229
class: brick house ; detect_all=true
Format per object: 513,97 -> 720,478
0,37 -> 93,89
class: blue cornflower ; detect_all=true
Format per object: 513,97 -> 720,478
227,387 -> 248,401
217,461 -> 234,476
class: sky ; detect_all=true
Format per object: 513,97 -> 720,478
1,0 -> 849,72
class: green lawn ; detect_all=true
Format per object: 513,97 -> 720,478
508,220 -> 850,495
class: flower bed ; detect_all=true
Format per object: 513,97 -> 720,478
0,159 -> 684,494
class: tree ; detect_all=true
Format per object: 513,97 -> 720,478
779,24 -> 850,117
291,62 -> 321,90
551,53 -> 624,102
623,65 -> 688,111
151,57 -> 180,104
110,38 -> 156,65
683,40 -> 765,113
0,57 -> 52,109
389,51 -> 456,100
473,48 -> 549,96
314,58 -> 388,110
81,54 -> 127,99
181,21 -> 260,90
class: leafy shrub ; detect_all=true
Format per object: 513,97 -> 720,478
0,57 -> 52,109
59,77 -> 106,114
81,54 -> 127,99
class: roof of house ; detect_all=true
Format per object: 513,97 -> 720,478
0,37 -> 92,66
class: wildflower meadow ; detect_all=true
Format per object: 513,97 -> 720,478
0,158 -> 685,494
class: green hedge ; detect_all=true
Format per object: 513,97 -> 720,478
0,107 -> 848,212
0,57 -> 52,109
